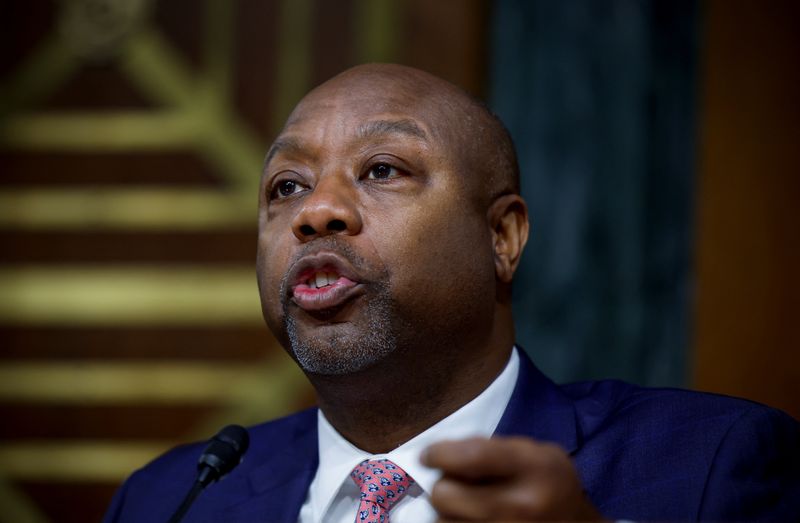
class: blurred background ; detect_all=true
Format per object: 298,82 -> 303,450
0,0 -> 797,521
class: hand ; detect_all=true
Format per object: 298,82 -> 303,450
421,436 -> 604,522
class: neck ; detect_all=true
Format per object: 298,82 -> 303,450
309,323 -> 514,454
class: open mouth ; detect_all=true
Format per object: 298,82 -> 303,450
290,265 -> 362,312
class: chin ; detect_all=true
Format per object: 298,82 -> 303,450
286,316 -> 398,376
282,278 -> 401,375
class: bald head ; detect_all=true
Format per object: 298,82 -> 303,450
276,63 -> 520,208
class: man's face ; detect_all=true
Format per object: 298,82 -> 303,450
257,74 -> 497,375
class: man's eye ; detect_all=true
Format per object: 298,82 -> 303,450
365,163 -> 399,180
271,179 -> 304,199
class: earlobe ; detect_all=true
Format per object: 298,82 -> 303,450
488,194 -> 529,283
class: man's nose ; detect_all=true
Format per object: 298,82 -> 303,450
291,177 -> 363,241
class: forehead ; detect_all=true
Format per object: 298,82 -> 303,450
267,81 -> 457,161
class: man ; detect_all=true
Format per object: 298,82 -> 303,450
104,64 -> 799,522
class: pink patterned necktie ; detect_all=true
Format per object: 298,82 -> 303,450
350,458 -> 415,523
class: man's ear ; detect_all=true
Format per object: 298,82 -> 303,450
488,194 -> 529,283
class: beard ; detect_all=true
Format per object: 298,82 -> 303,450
284,285 -> 397,375
279,239 -> 399,375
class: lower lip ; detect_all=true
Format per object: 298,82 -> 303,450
291,277 -> 360,311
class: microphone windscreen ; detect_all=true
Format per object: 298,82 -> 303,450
197,424 -> 249,481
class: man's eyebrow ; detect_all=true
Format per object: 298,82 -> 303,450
357,119 -> 428,141
263,119 -> 427,169
263,137 -> 302,168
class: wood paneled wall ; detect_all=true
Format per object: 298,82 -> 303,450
694,0 -> 800,419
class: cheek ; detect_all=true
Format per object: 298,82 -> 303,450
374,199 -> 495,314
256,227 -> 291,309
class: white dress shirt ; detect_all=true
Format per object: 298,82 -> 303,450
297,347 -> 520,523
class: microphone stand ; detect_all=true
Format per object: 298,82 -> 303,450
166,464 -> 216,523
167,480 -> 204,523
164,425 -> 249,523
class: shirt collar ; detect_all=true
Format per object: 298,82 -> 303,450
311,346 -> 520,519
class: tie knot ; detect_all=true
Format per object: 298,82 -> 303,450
350,458 -> 414,512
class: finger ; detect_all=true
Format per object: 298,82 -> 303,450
432,476 -> 564,521
423,436 -> 554,481
432,474 -> 578,521
430,476 -> 513,520
437,520 -> 528,523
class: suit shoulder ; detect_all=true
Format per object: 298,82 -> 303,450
103,408 -> 318,523
562,379 -> 795,437
138,407 -> 317,480
698,402 -> 800,519
246,407 -> 318,454
564,382 -> 799,520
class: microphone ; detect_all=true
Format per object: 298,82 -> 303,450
166,424 -> 250,523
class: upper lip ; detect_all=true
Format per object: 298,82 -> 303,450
286,250 -> 363,291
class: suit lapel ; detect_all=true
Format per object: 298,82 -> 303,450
215,411 -> 320,522
494,349 -> 580,454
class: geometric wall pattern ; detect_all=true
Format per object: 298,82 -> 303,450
0,1 -> 486,521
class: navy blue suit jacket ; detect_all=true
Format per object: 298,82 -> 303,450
104,352 -> 800,522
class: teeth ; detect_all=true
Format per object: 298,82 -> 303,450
311,272 -> 339,289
